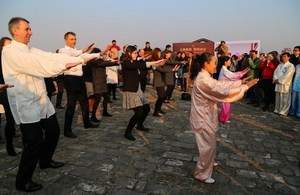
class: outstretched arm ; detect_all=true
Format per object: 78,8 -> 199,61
0,84 -> 14,92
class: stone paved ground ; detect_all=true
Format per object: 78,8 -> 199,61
0,86 -> 300,195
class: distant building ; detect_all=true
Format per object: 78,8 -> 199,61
173,38 -> 261,56
173,38 -> 215,54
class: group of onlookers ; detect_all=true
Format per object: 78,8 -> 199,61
213,43 -> 300,124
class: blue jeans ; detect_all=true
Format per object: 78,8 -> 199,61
289,91 -> 300,117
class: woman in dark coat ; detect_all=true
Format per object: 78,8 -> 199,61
122,45 -> 165,140
87,48 -> 119,122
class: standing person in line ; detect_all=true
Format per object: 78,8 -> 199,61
243,50 -> 261,107
54,49 -> 65,109
0,36 -> 16,156
163,45 -> 177,101
190,52 -> 258,184
218,56 -> 250,123
137,48 -> 151,93
179,52 -> 189,92
106,51 -> 120,102
2,17 -> 94,192
44,77 -> 56,100
87,47 -> 119,122
260,52 -> 279,111
105,40 -> 121,101
59,32 -> 100,138
152,48 -> 169,117
122,45 -> 165,140
273,52 -> 295,116
289,63 -> 300,117
163,50 -> 182,103
289,46 -> 300,67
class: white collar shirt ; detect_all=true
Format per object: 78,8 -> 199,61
59,46 -> 99,76
2,40 -> 84,124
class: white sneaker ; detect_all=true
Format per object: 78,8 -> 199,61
225,120 -> 231,123
213,162 -> 218,166
204,178 -> 215,184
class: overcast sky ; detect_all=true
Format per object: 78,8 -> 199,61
0,0 -> 299,53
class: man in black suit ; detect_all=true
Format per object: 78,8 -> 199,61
59,32 -> 100,138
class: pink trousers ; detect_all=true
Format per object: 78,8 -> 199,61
218,102 -> 231,123
194,130 -> 216,180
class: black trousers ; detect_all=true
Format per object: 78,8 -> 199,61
56,80 -> 64,107
262,79 -> 275,108
165,85 -> 175,100
140,75 -> 147,93
64,91 -> 90,132
125,104 -> 150,134
0,91 -> 16,151
92,92 -> 109,115
16,114 -> 60,186
107,83 -> 117,99
154,86 -> 166,113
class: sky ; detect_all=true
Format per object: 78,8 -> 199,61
0,0 -> 299,53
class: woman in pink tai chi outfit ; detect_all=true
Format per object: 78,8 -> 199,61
190,52 -> 258,184
218,56 -> 250,123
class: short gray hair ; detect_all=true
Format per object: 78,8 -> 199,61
8,17 -> 30,36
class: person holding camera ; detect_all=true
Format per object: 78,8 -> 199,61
214,41 -> 229,56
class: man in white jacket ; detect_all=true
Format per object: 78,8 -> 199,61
273,52 -> 295,116
2,17 -> 94,192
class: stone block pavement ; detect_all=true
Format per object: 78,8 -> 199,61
0,86 -> 299,194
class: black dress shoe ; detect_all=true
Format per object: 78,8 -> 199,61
169,98 -> 175,101
152,112 -> 161,117
91,116 -> 101,123
113,97 -> 118,100
64,132 -> 77,138
16,181 -> 43,192
136,126 -> 150,132
102,112 -> 112,117
6,147 -> 17,156
124,133 -> 136,141
40,160 -> 65,169
55,105 -> 64,109
84,123 -> 99,129
157,110 -> 166,115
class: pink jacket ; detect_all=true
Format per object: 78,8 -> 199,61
190,70 -> 248,133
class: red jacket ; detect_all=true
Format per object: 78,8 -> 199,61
260,60 -> 278,80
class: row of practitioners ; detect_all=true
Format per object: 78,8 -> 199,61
0,17 -> 175,192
